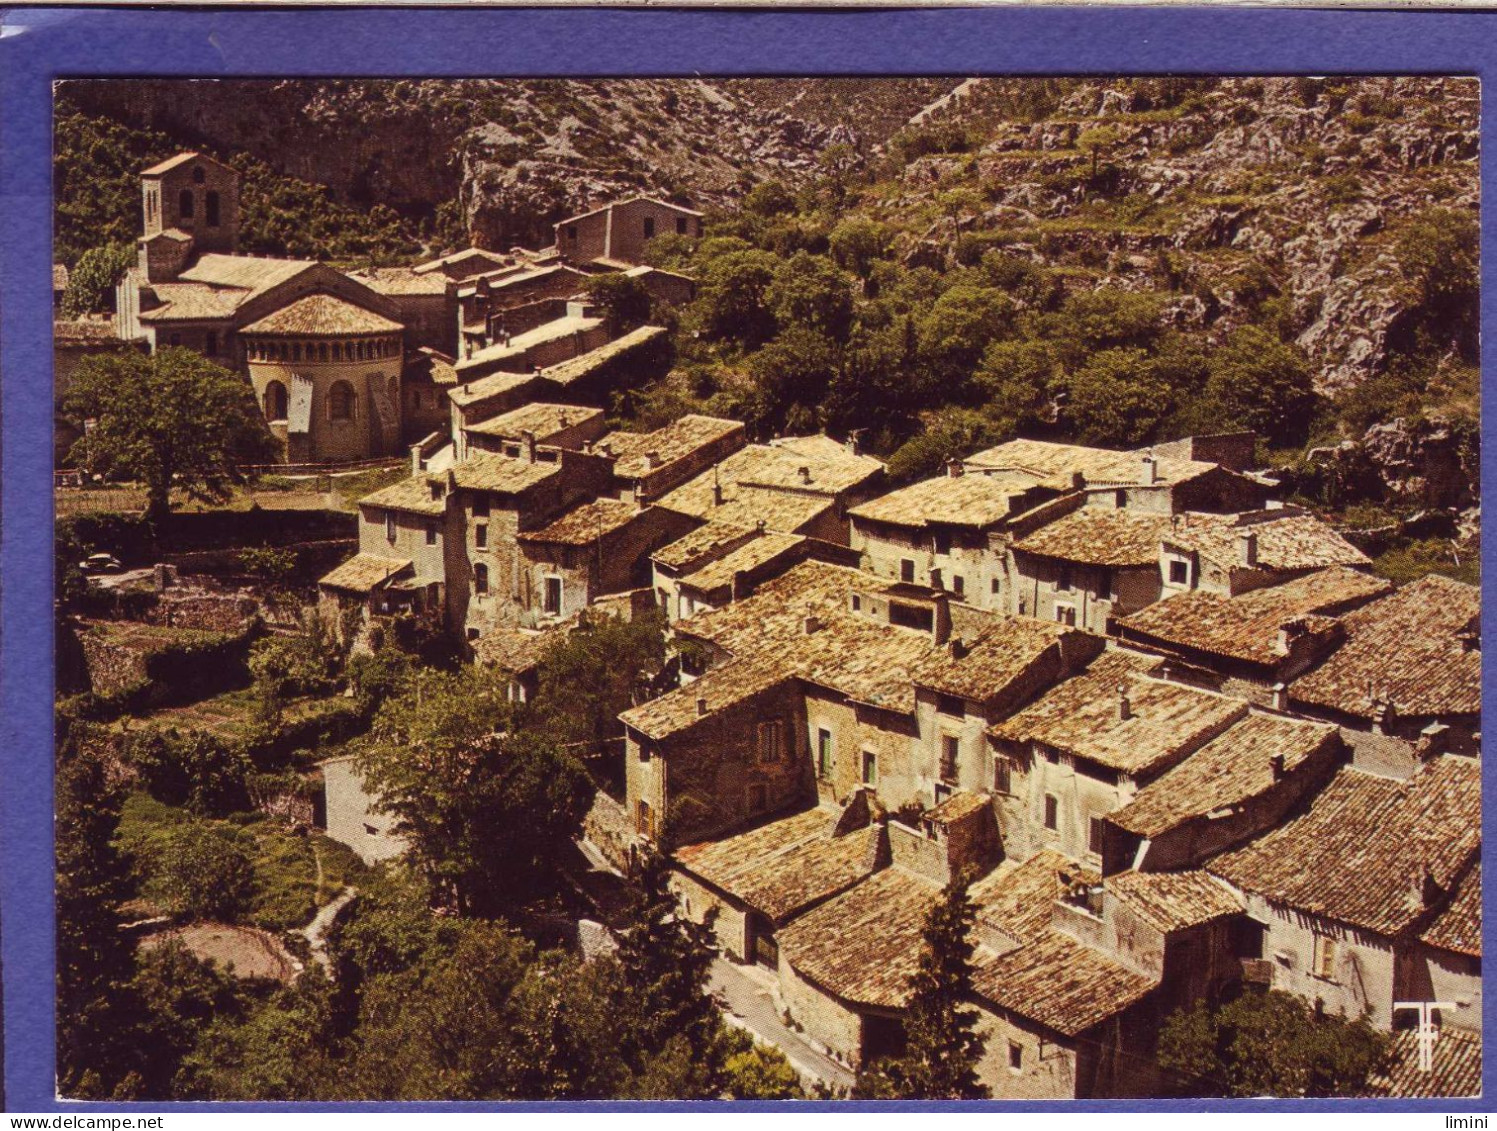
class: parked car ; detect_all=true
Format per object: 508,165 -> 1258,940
78,553 -> 123,574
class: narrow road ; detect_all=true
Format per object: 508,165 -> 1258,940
300,886 -> 357,973
709,957 -> 856,1094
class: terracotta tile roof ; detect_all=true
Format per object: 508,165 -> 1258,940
660,482 -> 837,535
141,151 -> 207,176
350,266 -> 450,295
678,532 -> 805,596
967,438 -> 1214,489
1106,869 -> 1243,933
518,498 -> 642,546
1291,575 -> 1481,721
604,415 -> 745,480
318,553 -> 412,592
448,369 -> 542,408
620,657 -> 788,741
1166,510 -> 1370,573
1118,567 -> 1392,667
1420,863 -> 1480,958
651,521 -> 756,572
452,451 -> 561,495
472,622 -> 568,675
413,247 -> 513,276
850,471 -> 1041,530
989,652 -> 1244,776
241,294 -> 403,336
1209,757 -> 1481,936
971,928 -> 1157,1036
542,325 -> 668,387
455,314 -> 605,375
359,475 -> 449,516
909,616 -> 1070,704
465,402 -> 603,440
137,283 -> 246,323
407,347 -> 459,386
1109,713 -> 1340,838
1364,1027 -> 1481,1098
558,196 -> 703,226
628,562 -> 963,734
178,254 -> 316,297
54,318 -> 123,345
778,866 -> 942,1008
1013,508 -> 1176,567
673,806 -> 879,923
968,849 -> 1077,943
925,789 -> 990,825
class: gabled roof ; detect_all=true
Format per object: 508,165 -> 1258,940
141,151 -> 232,177
850,471 -> 1042,530
603,414 -> 745,480
359,475 -> 448,517
651,521 -> 757,573
240,293 -> 402,336
1364,1026 -> 1480,1098
968,849 -> 1076,943
1013,507 -> 1176,567
177,253 -> 317,297
137,283 -> 246,323
1118,567 -> 1392,668
908,616 -> 1071,704
1419,863 -> 1480,958
677,531 -> 805,597
557,196 -> 704,227
970,928 -> 1157,1036
318,553 -> 412,593
518,498 -> 643,547
778,866 -> 942,1009
413,247 -> 513,276
454,314 -> 605,376
1109,712 -> 1340,839
1165,510 -> 1370,573
966,437 -> 1215,490
465,402 -> 603,440
1209,757 -> 1480,937
989,651 -> 1245,776
351,265 -> 451,296
451,451 -> 562,495
1291,574 -> 1481,721
1106,869 -> 1244,933
472,623 -> 567,676
448,369 -> 543,409
673,806 -> 879,924
541,325 -> 668,387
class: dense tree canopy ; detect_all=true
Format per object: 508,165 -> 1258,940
63,348 -> 279,522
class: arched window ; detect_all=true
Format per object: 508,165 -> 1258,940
291,342 -> 301,362
204,331 -> 218,357
474,563 -> 489,596
264,380 -> 288,421
356,341 -> 366,360
179,189 -> 194,219
318,342 -> 329,362
331,342 -> 342,362
328,380 -> 356,422
205,191 -> 220,227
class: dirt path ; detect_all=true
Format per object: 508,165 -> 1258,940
300,886 -> 358,973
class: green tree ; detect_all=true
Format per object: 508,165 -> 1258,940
528,609 -> 666,749
721,1030 -> 806,1099
768,252 -> 856,343
63,347 -> 279,523
1199,326 -> 1316,447
919,285 -> 1018,393
126,730 -> 251,817
829,217 -> 893,279
61,242 -> 137,317
694,249 -> 781,348
56,727 -> 148,1098
974,338 -> 1061,434
1062,348 -> 1173,447
1392,207 -> 1480,363
180,973 -> 341,1101
745,328 -> 842,435
357,667 -> 592,913
1158,989 -> 1391,1097
855,871 -> 989,1099
140,820 -> 257,921
586,273 -> 653,333
129,939 -> 246,1098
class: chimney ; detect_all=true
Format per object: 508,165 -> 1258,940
1237,530 -> 1258,569
446,468 -> 457,494
948,637 -> 968,661
696,695 -> 708,717
645,450 -> 661,471
1118,684 -> 1132,721
1271,681 -> 1289,712
946,458 -> 965,479
633,482 -> 646,511
846,430 -> 862,457
712,480 -> 724,507
1072,471 -> 1086,491
1269,752 -> 1286,781
756,519 -> 766,534
1372,697 -> 1395,736
559,411 -> 571,428
798,465 -> 812,485
597,441 -> 613,459
1140,453 -> 1158,485
731,569 -> 749,602
804,610 -> 822,635
410,442 -> 425,476
932,593 -> 952,645
521,429 -> 537,463
1417,722 -> 1450,761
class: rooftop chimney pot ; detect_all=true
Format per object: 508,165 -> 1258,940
1118,685 -> 1132,721
1140,453 -> 1159,485
696,696 -> 708,717
798,465 -> 812,485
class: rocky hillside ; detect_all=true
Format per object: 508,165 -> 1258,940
59,77 -> 957,249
